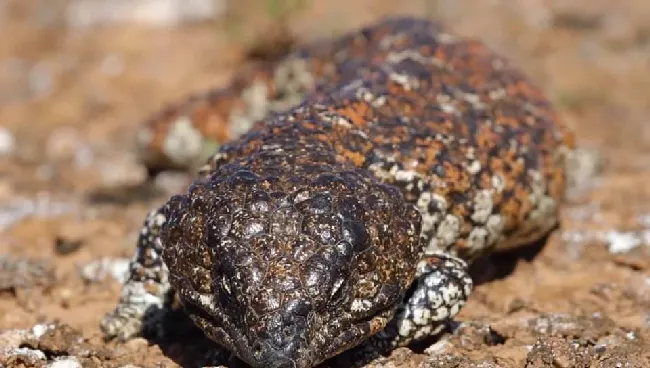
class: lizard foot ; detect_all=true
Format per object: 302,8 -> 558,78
334,252 -> 473,366
100,280 -> 169,341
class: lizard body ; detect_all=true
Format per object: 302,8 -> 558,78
103,17 -> 575,368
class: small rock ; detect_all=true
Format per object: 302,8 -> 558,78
0,346 -> 47,366
37,323 -> 84,356
0,127 -> 15,156
0,326 -> 46,366
32,323 -> 54,338
123,337 -> 149,351
0,322 -> 112,366
606,230 -> 643,254
424,355 -> 488,368
565,147 -> 604,200
54,223 -> 87,255
66,0 -> 226,28
58,288 -> 74,308
525,336 -> 591,367
46,357 -> 82,368
80,257 -> 131,284
0,255 -> 56,291
54,237 -> 83,255
24,322 -> 102,359
153,171 -> 193,195
424,338 -> 454,356
99,154 -> 148,188
0,328 -> 32,349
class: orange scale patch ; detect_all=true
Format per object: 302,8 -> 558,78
500,195 -> 524,224
335,102 -> 373,126
514,183 -> 534,211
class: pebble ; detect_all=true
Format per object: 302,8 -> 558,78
54,222 -> 88,255
564,147 -> 604,199
46,357 -> 82,368
0,127 -> 15,156
66,0 -> 226,28
0,256 -> 56,291
80,257 -> 131,284
99,154 -> 148,188
0,328 -> 31,349
606,230 -> 644,254
55,237 -> 84,255
0,327 -> 48,365
58,288 -> 74,308
32,323 -> 53,338
0,347 -> 47,365
123,337 -> 149,351
153,171 -> 193,195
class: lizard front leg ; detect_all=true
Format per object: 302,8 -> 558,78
100,207 -> 173,341
385,252 -> 473,347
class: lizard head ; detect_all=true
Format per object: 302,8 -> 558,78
160,164 -> 422,368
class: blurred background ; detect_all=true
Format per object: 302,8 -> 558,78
1,1 -> 649,367
1,0 -> 649,194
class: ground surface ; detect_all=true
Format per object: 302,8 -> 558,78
1,1 -> 650,367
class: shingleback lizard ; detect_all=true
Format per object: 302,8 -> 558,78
101,16 -> 576,368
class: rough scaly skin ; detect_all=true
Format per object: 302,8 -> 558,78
136,18 -> 440,175
103,17 -> 575,368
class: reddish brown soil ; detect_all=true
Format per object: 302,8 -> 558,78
1,1 -> 649,367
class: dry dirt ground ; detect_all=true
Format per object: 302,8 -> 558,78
1,1 -> 650,367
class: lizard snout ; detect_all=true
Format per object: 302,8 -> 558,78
249,311 -> 311,368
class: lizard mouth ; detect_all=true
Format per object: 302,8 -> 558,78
321,305 -> 397,362
189,302 -> 396,368
183,300 -> 312,368
177,297 -> 245,354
